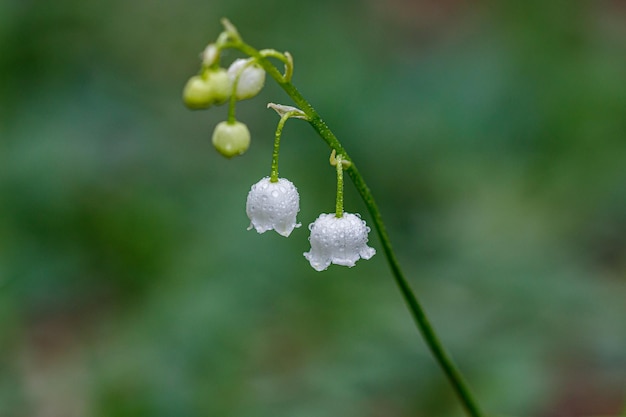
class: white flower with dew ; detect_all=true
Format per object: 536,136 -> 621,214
246,177 -> 301,237
304,213 -> 376,271
228,58 -> 265,100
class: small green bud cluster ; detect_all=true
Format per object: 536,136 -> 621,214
183,45 -> 266,110
182,69 -> 230,109
182,42 -> 266,158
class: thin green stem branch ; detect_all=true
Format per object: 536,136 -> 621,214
270,112 -> 293,183
230,39 -> 485,417
227,84 -> 237,124
334,153 -> 345,218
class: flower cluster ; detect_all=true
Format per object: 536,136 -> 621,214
245,172 -> 375,271
183,49 -> 266,110
243,143 -> 375,271
182,42 -> 266,158
182,20 -> 375,271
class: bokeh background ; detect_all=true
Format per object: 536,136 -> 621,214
1,0 -> 625,416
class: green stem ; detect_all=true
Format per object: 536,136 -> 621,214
335,153 -> 344,218
230,40 -> 485,417
271,112 -> 294,183
226,59 -> 248,123
227,84 -> 237,124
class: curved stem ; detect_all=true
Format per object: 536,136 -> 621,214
230,40 -> 485,417
270,112 -> 294,182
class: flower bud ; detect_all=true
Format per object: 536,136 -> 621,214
246,177 -> 301,237
201,44 -> 219,67
207,68 -> 231,104
182,75 -> 214,109
227,58 -> 265,100
304,213 -> 375,271
212,120 -> 250,158
182,69 -> 232,109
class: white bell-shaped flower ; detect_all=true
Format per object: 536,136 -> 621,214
304,213 -> 376,271
246,177 -> 301,237
228,58 -> 265,100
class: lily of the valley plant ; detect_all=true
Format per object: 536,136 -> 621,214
182,19 -> 485,417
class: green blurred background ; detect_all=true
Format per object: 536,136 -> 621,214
1,0 -> 625,416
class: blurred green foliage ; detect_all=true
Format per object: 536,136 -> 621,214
1,0 -> 625,416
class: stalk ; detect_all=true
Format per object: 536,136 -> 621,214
224,35 -> 485,417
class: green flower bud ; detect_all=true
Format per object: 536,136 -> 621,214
207,68 -> 231,105
182,69 -> 232,109
201,44 -> 219,67
212,120 -> 250,158
182,75 -> 214,109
